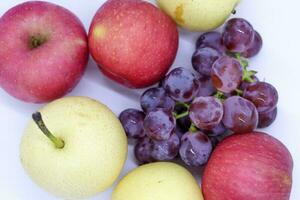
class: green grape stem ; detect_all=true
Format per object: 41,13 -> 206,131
173,102 -> 191,119
243,70 -> 257,82
233,53 -> 257,83
173,111 -> 189,120
189,123 -> 198,133
235,89 -> 244,96
214,91 -> 226,101
234,53 -> 249,69
175,102 -> 190,109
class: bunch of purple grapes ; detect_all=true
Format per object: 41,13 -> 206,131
119,18 -> 278,167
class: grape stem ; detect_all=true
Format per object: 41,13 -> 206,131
233,53 -> 257,83
235,89 -> 244,96
189,123 -> 198,132
214,91 -> 226,101
243,70 -> 257,82
234,53 -> 249,68
173,111 -> 189,120
175,102 -> 190,109
32,112 -> 65,149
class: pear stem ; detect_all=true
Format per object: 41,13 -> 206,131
32,112 -> 64,149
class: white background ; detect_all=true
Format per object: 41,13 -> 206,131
0,0 -> 299,199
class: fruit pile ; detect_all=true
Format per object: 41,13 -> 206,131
0,0 -> 293,200
120,18 -> 279,167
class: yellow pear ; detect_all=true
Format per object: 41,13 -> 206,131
20,96 -> 127,199
156,0 -> 240,31
112,162 -> 204,200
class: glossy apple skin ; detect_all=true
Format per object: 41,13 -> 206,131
88,0 -> 178,88
0,1 -> 89,103
202,132 -> 293,200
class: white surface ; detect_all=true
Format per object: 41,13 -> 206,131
0,0 -> 299,199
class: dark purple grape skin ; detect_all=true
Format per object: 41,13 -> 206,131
222,96 -> 258,133
211,56 -> 243,93
196,31 -> 226,53
242,31 -> 263,58
119,109 -> 145,139
151,133 -> 180,161
205,123 -> 228,137
243,82 -> 278,113
209,135 -> 224,149
144,109 -> 176,141
134,137 -> 155,165
222,18 -> 255,53
140,87 -> 175,113
162,67 -> 200,102
197,74 -> 216,97
174,127 -> 185,139
179,131 -> 213,167
258,107 -> 277,128
239,75 -> 259,91
192,47 -> 222,76
189,97 -> 223,130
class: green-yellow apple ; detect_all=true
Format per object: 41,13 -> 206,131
88,0 -> 178,88
20,96 -> 128,199
156,0 -> 240,31
0,1 -> 88,103
112,162 -> 204,200
202,132 -> 293,200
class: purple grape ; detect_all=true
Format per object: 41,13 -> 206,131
197,74 -> 216,97
174,127 -> 185,139
189,97 -> 223,130
140,87 -> 175,113
134,137 -> 155,165
162,67 -> 200,102
222,18 -> 255,53
119,109 -> 145,139
206,123 -> 228,137
222,96 -> 258,133
243,82 -> 278,113
196,31 -> 226,53
211,56 -> 243,93
209,135 -> 226,149
179,131 -> 212,167
192,47 -> 222,76
144,109 -> 175,141
242,31 -> 263,58
206,123 -> 228,148
239,75 -> 259,91
258,107 -> 277,128
151,133 -> 180,161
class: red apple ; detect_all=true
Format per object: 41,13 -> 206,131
0,1 -> 88,103
202,132 -> 293,200
88,0 -> 178,88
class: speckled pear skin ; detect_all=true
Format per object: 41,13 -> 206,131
156,0 -> 240,31
112,162 -> 204,200
20,96 -> 128,199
